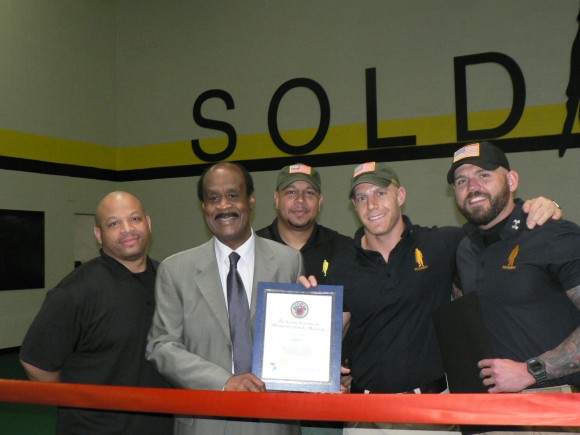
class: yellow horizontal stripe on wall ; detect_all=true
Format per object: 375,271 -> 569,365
118,104 -> 570,170
0,104 -> 572,171
0,129 -> 116,169
466,104 -> 567,137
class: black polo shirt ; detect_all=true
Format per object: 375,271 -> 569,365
256,218 -> 352,282
326,216 -> 463,393
20,250 -> 173,435
457,199 -> 580,387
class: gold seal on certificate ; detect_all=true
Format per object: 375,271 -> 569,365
252,282 -> 343,392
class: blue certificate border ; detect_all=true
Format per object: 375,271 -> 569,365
252,282 -> 343,393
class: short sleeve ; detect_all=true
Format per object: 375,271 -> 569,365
19,287 -> 79,371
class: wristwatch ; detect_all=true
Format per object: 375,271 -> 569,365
526,357 -> 548,384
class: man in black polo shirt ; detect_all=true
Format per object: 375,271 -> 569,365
448,141 -> 580,399
322,162 -> 462,433
20,192 -> 173,435
257,163 -> 352,283
257,163 -> 352,433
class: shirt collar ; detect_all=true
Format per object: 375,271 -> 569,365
353,215 -> 413,249
214,229 -> 256,267
272,217 -> 320,251
99,249 -> 155,276
463,198 -> 528,245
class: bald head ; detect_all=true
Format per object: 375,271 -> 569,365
95,191 -> 146,226
93,191 -> 152,272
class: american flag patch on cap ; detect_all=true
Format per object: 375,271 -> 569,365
289,164 -> 312,175
353,162 -> 376,177
453,144 -> 480,163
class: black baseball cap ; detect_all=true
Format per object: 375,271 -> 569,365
447,141 -> 510,184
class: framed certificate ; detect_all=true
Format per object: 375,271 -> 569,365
252,282 -> 343,393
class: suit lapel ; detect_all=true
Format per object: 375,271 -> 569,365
196,239 -> 230,338
196,237 -> 281,338
251,237 -> 279,330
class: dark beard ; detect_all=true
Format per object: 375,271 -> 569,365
457,184 -> 511,226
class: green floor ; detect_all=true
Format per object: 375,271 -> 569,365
0,349 -> 57,435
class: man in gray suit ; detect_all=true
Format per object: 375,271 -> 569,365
147,162 -> 303,435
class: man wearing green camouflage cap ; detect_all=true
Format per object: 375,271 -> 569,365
330,162 -> 463,404
257,163 -> 352,283
258,163 -> 353,432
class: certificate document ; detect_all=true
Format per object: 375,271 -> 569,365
252,282 -> 343,392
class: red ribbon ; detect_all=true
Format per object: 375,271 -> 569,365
1,379 -> 579,426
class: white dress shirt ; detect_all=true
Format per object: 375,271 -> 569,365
214,230 -> 256,309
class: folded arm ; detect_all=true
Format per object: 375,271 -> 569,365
540,285 -> 580,379
20,360 -> 61,382
479,285 -> 580,392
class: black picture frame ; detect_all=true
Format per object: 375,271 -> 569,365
0,209 -> 45,290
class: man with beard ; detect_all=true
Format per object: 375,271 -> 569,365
257,163 -> 352,283
448,141 -> 580,403
147,162 -> 303,435
20,191 -> 173,435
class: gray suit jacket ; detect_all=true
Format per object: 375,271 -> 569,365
147,235 -> 303,435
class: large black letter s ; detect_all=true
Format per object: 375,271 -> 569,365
191,89 -> 237,162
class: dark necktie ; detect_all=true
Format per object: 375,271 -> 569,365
227,252 -> 253,374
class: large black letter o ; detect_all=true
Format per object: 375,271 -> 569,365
268,78 -> 330,155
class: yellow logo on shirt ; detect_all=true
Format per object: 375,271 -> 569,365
414,248 -> 429,271
503,245 -> 519,270
322,259 -> 329,277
